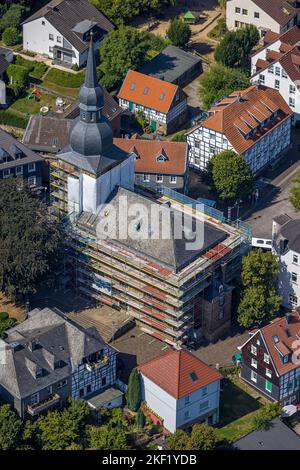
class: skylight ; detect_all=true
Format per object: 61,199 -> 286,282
143,87 -> 149,95
190,372 -> 198,382
159,92 -> 165,100
130,83 -> 136,91
272,335 -> 279,344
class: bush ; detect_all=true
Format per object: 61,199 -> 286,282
71,64 -> 79,71
252,403 -> 282,431
0,312 -> 8,321
2,27 -> 19,46
14,57 -> 48,80
208,18 -> 228,39
171,132 -> 186,142
0,110 -> 29,128
45,68 -> 85,88
167,18 -> 191,47
15,56 -> 35,72
7,64 -> 29,96
135,409 -> 146,429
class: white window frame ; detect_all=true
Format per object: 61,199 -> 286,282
251,344 -> 257,355
143,173 -> 150,182
16,165 -> 23,175
170,176 -> 177,184
28,176 -> 36,187
251,358 -> 257,369
156,174 -> 163,183
3,168 -> 10,178
264,353 -> 270,364
292,272 -> 298,284
31,392 -> 39,405
49,34 -> 54,41
251,370 -> 257,383
266,368 -> 272,378
293,254 -> 298,265
28,162 -> 36,173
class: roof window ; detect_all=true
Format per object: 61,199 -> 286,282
130,83 -> 136,91
190,372 -> 198,382
143,87 -> 149,95
272,335 -> 279,344
159,92 -> 165,100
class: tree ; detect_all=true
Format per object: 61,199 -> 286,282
99,26 -> 165,89
199,64 -> 250,110
166,18 -> 191,47
168,429 -> 190,450
126,368 -> 141,412
241,249 -> 280,290
87,425 -> 130,450
290,171 -> 300,211
135,409 -> 146,428
0,312 -> 17,338
207,150 -> 254,203
92,0 -> 174,24
215,25 -> 259,66
35,399 -> 89,450
0,405 -> 22,450
252,403 -> 281,431
237,250 -> 281,328
2,27 -> 19,46
7,64 -> 29,96
0,179 -> 63,298
188,423 -> 217,450
0,4 -> 24,34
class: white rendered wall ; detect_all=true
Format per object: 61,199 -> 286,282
68,175 -> 82,214
226,0 -> 287,33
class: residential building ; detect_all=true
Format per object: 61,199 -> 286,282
118,70 -> 188,135
0,128 -> 44,189
139,45 -> 202,87
0,307 -> 118,419
226,0 -> 300,36
272,214 -> 300,308
22,0 -> 114,68
49,40 -> 250,347
186,85 -> 293,174
239,310 -> 300,405
138,349 -> 222,433
114,137 -> 189,192
251,26 -> 300,121
0,47 -> 13,107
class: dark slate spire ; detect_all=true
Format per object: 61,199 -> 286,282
70,35 -> 113,158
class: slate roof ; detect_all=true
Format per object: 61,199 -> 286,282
234,418 -> 300,450
0,128 -> 43,171
139,45 -> 201,84
77,186 -> 228,272
187,85 -> 293,154
138,349 -> 222,399
0,55 -> 8,75
0,307 -> 107,399
118,70 -> 179,114
22,0 -> 114,54
62,88 -> 123,121
279,218 -> 300,254
114,137 -> 187,175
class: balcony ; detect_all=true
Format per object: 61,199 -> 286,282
27,393 -> 60,417
84,355 -> 109,372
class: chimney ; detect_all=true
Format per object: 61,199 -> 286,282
286,311 -> 292,324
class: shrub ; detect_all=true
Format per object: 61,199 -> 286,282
135,409 -> 146,429
2,27 -> 19,46
71,64 -> 79,72
126,368 -> 141,412
0,312 -> 8,321
31,62 -> 48,80
171,132 -> 186,142
0,110 -> 29,128
7,64 -> 29,96
15,56 -> 35,72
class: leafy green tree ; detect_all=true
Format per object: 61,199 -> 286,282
290,171 -> 300,211
0,405 -> 22,450
126,368 -> 141,412
135,409 -> 146,428
87,425 -> 130,450
168,429 -> 190,450
215,25 -> 259,66
238,250 -> 281,328
188,423 -> 217,450
199,64 -> 250,110
35,399 -> 89,450
252,403 -> 281,430
99,26 -> 165,89
7,64 -> 29,96
92,0 -> 174,23
0,179 -> 63,298
207,150 -> 254,203
166,18 -> 191,47
0,4 -> 24,34
0,314 -> 17,338
2,27 -> 19,46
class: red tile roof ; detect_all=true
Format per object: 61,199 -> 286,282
113,138 -> 187,175
138,349 -> 222,398
253,311 -> 300,375
191,85 -> 293,154
118,70 -> 179,114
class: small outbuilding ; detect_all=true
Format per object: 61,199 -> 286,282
139,45 -> 202,87
183,10 -> 197,24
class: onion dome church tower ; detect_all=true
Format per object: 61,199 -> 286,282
56,37 -> 134,214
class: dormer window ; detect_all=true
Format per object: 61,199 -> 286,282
283,355 -> 289,363
36,368 -> 43,378
156,154 -> 167,162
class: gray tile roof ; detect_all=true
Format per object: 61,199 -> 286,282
0,55 -> 8,76
23,0 -> 114,54
279,218 -> 300,254
0,307 -> 107,399
62,88 -> 123,121
0,128 -> 44,171
77,186 -> 228,272
139,45 -> 201,83
234,418 -> 300,450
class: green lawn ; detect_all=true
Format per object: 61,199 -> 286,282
10,90 -> 59,115
44,68 -> 85,88
215,374 -> 269,443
